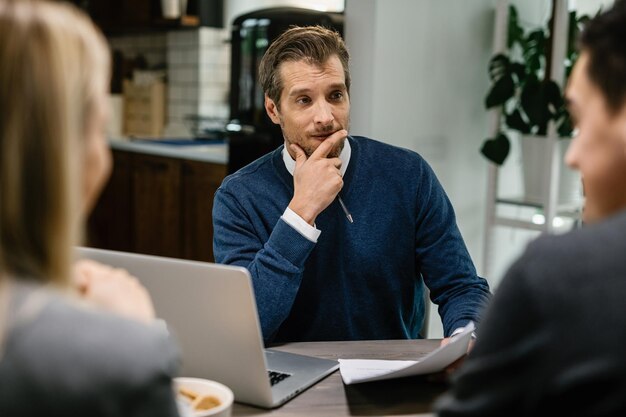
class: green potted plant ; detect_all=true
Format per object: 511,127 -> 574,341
480,4 -> 589,166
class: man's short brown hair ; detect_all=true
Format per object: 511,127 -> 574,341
580,0 -> 626,113
258,25 -> 350,108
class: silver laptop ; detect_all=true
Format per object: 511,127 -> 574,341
76,247 -> 339,408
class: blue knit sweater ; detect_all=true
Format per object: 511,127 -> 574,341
213,136 -> 490,343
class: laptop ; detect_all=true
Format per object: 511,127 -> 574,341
76,247 -> 339,408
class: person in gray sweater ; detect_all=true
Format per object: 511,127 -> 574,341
0,2 -> 180,416
435,1 -> 626,415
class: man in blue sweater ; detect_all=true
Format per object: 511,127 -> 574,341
213,25 -> 490,344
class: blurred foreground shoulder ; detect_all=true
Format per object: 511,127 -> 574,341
0,290 -> 180,417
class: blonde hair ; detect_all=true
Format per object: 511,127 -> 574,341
0,0 -> 110,286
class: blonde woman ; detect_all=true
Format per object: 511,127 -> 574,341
0,1 -> 180,415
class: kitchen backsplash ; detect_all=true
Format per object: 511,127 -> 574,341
107,27 -> 230,138
166,27 -> 230,136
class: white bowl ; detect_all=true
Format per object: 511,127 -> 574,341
174,377 -> 234,417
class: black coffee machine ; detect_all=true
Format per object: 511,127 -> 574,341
226,7 -> 344,174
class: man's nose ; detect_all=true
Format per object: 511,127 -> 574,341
313,101 -> 334,125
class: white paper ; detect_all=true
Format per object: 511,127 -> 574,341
339,322 -> 475,385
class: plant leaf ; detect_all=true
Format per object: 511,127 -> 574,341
481,133 -> 511,165
510,62 -> 526,83
505,110 -> 531,134
567,11 -> 579,59
507,5 -> 525,50
545,80 -> 564,115
488,54 -> 510,81
485,75 -> 515,109
523,29 -> 546,76
556,106 -> 574,137
520,77 -> 551,131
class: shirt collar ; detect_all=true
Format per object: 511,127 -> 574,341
282,137 -> 351,177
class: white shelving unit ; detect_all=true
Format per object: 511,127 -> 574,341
482,0 -> 582,279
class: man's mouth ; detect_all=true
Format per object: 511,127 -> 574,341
311,131 -> 337,140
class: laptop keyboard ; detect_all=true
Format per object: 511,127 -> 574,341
268,370 -> 291,386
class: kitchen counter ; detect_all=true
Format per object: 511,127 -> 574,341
109,138 -> 228,165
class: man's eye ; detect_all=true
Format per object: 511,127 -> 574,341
330,91 -> 344,100
296,97 -> 311,105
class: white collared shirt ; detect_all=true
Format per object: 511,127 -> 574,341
280,139 -> 351,242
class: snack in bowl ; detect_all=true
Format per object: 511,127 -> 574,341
174,377 -> 234,417
178,386 -> 221,411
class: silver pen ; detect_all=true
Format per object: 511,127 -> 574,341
338,196 -> 354,223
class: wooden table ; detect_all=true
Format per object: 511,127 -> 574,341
232,339 -> 448,417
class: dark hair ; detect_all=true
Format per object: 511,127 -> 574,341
258,25 -> 350,108
580,0 -> 626,113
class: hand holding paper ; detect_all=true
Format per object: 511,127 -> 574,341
339,322 -> 475,385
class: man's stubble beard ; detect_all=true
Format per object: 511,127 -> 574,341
284,134 -> 346,158
280,118 -> 349,159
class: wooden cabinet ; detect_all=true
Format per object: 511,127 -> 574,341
87,149 -> 227,262
180,159 -> 224,262
88,150 -> 133,252
132,154 -> 182,258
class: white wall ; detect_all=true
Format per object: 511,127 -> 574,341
346,0 -> 494,337
347,0 -> 493,265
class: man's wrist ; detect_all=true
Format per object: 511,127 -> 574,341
282,207 -> 321,242
288,200 -> 317,225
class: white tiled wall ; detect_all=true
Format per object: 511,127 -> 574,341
166,28 -> 230,136
107,28 -> 231,138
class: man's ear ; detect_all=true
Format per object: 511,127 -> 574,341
265,95 -> 281,125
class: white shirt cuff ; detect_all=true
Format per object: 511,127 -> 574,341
282,207 -> 321,243
451,327 -> 465,337
451,326 -> 477,340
